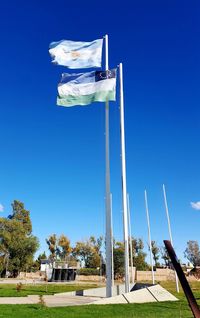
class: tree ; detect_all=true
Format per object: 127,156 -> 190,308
32,252 -> 47,272
0,256 -> 4,276
73,236 -> 103,268
113,237 -> 148,279
151,241 -> 160,267
160,246 -> 171,267
46,234 -> 57,262
131,238 -> 148,270
57,235 -> 71,260
113,241 -> 125,278
0,200 -> 39,277
184,240 -> 200,268
46,234 -> 72,262
89,236 -> 103,254
38,251 -> 47,261
9,200 -> 32,234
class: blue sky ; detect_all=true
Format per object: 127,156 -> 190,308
0,0 -> 200,263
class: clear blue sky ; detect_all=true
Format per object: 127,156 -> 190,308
0,0 -> 200,263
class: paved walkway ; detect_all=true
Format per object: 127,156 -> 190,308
44,295 -> 101,307
0,294 -> 101,307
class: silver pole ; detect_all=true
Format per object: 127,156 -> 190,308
110,193 -> 114,287
127,194 -> 134,283
144,190 -> 155,285
119,63 -> 130,293
104,34 -> 112,297
99,252 -> 102,282
163,184 -> 179,293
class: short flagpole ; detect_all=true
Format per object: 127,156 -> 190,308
127,194 -> 134,283
119,63 -> 130,293
104,34 -> 112,297
163,184 -> 179,293
144,190 -> 155,285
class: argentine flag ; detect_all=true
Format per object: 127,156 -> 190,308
57,69 -> 116,107
49,39 -> 103,69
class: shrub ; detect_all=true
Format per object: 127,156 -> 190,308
16,282 -> 23,292
78,268 -> 100,276
38,295 -> 46,308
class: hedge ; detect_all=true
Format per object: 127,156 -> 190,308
78,268 -> 100,276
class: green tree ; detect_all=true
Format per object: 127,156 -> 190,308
57,235 -> 71,260
89,236 -> 103,253
151,241 -> 160,267
184,240 -> 200,268
73,236 -> 103,268
32,252 -> 47,272
113,237 -> 148,278
132,238 -> 148,270
0,256 -> 4,276
0,200 -> 39,277
38,251 -> 47,260
9,200 -> 32,234
113,241 -> 125,279
46,234 -> 57,262
160,246 -> 171,267
46,234 -> 72,262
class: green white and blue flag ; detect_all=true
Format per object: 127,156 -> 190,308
57,69 -> 116,107
49,39 -> 103,68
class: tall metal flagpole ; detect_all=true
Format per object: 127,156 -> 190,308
127,194 -> 134,283
163,184 -> 179,293
119,63 -> 130,293
104,34 -> 112,298
144,190 -> 155,285
110,193 -> 114,287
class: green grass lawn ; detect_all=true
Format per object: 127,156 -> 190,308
0,301 -> 195,318
0,281 -> 199,317
0,283 -> 99,297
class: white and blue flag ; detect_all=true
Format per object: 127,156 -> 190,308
49,39 -> 103,69
57,69 -> 116,107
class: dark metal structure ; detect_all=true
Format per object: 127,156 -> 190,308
50,268 -> 76,282
43,260 -> 78,282
164,240 -> 200,318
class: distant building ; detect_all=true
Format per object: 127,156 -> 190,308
40,259 -> 50,273
40,258 -> 80,282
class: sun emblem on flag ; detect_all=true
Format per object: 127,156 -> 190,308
71,51 -> 81,59
99,70 -> 112,79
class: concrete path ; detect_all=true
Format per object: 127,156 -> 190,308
0,294 -> 101,307
44,295 -> 101,307
0,295 -> 40,305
